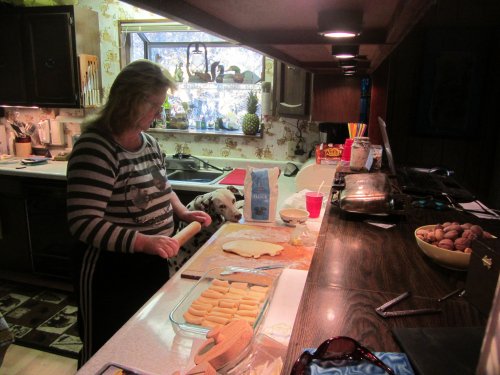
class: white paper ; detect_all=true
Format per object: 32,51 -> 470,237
459,201 -> 500,220
261,269 -> 308,345
364,220 -> 396,229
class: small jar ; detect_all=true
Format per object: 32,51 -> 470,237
15,136 -> 32,157
350,137 -> 371,171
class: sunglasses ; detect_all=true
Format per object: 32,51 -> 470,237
291,336 -> 395,375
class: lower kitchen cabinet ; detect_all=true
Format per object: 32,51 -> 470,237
25,179 -> 76,280
0,183 -> 31,273
0,176 -> 75,280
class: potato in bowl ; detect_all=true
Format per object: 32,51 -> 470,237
414,222 -> 494,270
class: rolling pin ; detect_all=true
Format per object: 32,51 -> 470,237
173,221 -> 202,246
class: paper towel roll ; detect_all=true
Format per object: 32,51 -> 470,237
295,159 -> 337,194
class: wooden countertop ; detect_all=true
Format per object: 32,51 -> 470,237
281,199 -> 498,373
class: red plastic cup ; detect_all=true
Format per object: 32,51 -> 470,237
341,138 -> 353,162
305,192 -> 324,219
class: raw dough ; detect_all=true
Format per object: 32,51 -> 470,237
222,240 -> 284,258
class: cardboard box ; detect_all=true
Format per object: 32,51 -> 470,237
315,143 -> 343,165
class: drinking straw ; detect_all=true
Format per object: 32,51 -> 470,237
348,122 -> 356,139
317,180 -> 325,195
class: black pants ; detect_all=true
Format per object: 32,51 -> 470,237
72,242 -> 169,367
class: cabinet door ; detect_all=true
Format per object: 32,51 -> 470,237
25,10 -> 79,107
25,180 -> 75,280
0,13 -> 29,105
0,196 -> 31,273
276,62 -> 311,117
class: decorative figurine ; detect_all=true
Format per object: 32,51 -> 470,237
174,62 -> 184,83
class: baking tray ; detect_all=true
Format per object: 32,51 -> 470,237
169,266 -> 280,335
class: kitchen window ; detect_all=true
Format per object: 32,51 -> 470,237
119,20 -> 266,136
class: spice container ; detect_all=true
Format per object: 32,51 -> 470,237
371,145 -> 383,170
350,137 -> 371,171
14,136 -> 32,157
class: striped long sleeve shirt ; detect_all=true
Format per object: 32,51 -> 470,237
66,130 -> 175,253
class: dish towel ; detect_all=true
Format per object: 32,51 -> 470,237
219,168 -> 246,185
304,350 -> 415,375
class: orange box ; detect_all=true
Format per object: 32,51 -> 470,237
315,143 -> 343,165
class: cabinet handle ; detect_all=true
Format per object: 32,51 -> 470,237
280,102 -> 302,108
44,58 -> 56,69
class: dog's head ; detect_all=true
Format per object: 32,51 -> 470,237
195,186 -> 242,223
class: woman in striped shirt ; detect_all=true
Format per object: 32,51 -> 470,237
67,59 -> 211,366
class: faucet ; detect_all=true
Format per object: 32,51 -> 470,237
172,153 -> 232,172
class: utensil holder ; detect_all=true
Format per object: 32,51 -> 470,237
15,136 -> 32,157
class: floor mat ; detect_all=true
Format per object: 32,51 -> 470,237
0,279 -> 82,359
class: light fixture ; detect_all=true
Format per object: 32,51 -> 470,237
318,10 -> 362,38
332,45 -> 359,59
343,69 -> 356,76
338,59 -> 357,69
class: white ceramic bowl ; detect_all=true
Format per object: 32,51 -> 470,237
279,208 -> 309,226
414,225 -> 471,270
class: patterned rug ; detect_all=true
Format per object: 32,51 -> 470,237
0,279 -> 82,358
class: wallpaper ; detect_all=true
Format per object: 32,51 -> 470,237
3,0 -> 320,162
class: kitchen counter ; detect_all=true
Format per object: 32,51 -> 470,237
0,158 -> 68,180
75,212 -> 326,375
0,155 -> 331,373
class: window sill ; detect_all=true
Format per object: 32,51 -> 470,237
147,128 -> 262,138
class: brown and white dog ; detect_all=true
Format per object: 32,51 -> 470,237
168,186 -> 243,275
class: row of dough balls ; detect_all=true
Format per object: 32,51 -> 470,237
183,278 -> 269,329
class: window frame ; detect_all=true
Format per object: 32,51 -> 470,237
118,19 -> 266,137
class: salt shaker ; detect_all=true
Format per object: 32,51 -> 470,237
350,137 -> 371,171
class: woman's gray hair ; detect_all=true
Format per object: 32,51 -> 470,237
82,59 -> 176,136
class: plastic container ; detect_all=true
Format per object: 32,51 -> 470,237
14,136 -> 32,157
305,192 -> 324,218
341,138 -> 354,162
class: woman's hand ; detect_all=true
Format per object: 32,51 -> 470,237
178,210 -> 212,227
134,233 -> 180,259
170,192 -> 212,227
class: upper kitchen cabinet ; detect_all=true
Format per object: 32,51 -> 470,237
275,62 -> 311,118
0,5 -> 100,108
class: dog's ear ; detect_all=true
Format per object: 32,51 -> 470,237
227,185 -> 242,197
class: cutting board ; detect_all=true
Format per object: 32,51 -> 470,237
219,168 -> 246,185
181,222 -> 318,280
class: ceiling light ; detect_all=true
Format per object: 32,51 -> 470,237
332,45 -> 359,59
339,59 -> 357,69
318,10 -> 362,38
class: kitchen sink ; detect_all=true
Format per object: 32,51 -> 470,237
166,169 -> 223,183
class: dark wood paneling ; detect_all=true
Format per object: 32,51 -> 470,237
312,75 -> 361,122
379,0 -> 500,207
367,61 -> 389,145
